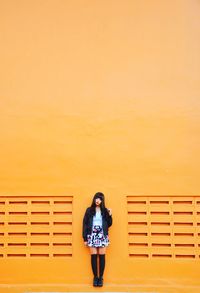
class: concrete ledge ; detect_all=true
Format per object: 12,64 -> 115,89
1,283 -> 200,293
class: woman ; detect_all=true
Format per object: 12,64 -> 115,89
82,192 -> 112,287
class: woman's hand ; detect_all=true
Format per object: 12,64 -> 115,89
107,208 -> 112,216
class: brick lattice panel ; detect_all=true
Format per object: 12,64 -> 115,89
0,196 -> 73,257
127,196 -> 200,259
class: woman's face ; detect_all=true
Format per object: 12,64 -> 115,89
95,197 -> 102,206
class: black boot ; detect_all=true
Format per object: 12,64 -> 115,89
98,276 -> 103,287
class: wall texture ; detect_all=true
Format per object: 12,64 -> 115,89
0,0 -> 200,292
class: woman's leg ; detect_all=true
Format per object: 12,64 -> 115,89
98,247 -> 106,286
90,247 -> 98,255
98,247 -> 106,255
89,247 -> 98,286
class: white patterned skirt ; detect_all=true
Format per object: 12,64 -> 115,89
87,225 -> 109,248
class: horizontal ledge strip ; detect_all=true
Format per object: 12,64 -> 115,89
54,201 -> 72,204
151,222 -> 170,225
173,201 -> 192,204
53,254 -> 72,257
30,243 -> 49,246
7,254 -> 26,257
8,222 -> 27,225
53,222 -> 72,225
129,254 -> 149,258
152,244 -> 171,247
53,232 -> 72,235
0,196 -> 73,198
8,243 -> 27,246
129,233 -> 148,236
150,212 -> 170,215
129,243 -> 148,246
53,212 -> 72,215
174,233 -> 194,236
128,212 -> 147,215
174,222 -> 193,226
151,233 -> 171,236
9,212 -> 28,215
30,254 -> 49,257
31,233 -> 50,235
53,243 -> 72,246
127,201 -> 146,204
128,222 -> 147,225
152,254 -> 172,258
9,201 -> 27,204
175,255 -> 195,258
31,212 -> 50,215
173,212 -> 193,215
126,195 -> 200,197
8,233 -> 27,235
175,244 -> 195,247
31,201 -> 50,204
31,222 -> 49,225
150,201 -> 169,204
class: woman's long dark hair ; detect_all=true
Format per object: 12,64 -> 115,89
90,192 -> 106,215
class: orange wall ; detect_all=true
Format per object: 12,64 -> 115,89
0,0 -> 200,292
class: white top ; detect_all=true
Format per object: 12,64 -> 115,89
93,209 -> 102,228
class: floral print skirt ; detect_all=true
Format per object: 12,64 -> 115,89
87,225 -> 109,248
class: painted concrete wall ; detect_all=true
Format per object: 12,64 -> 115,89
0,0 -> 200,292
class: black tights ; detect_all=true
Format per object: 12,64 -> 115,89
91,254 -> 105,277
